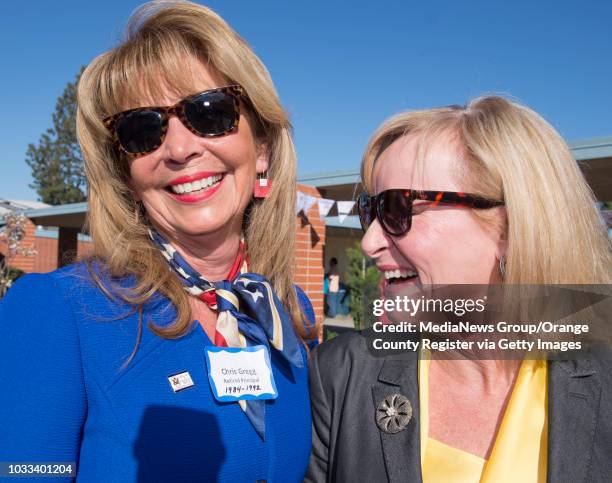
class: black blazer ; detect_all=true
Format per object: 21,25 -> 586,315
305,330 -> 612,483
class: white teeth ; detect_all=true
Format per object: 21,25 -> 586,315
384,269 -> 418,280
170,174 -> 223,194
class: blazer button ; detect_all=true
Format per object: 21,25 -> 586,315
376,393 -> 412,434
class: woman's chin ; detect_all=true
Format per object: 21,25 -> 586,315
154,215 -> 236,239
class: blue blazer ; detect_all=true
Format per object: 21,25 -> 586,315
0,263 -> 314,482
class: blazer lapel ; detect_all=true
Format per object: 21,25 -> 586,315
547,359 -> 601,483
372,355 -> 423,483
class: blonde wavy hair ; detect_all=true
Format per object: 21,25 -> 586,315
361,96 -> 611,284
76,1 -> 308,359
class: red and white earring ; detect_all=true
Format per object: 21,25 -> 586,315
253,171 -> 272,199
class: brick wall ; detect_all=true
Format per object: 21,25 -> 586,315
33,236 -> 57,273
294,184 -> 325,323
77,240 -> 93,259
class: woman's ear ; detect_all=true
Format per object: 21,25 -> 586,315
255,144 -> 269,174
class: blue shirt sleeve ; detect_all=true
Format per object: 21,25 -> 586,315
294,284 -> 319,350
0,273 -> 87,475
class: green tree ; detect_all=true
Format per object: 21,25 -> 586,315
26,68 -> 86,205
345,241 -> 381,330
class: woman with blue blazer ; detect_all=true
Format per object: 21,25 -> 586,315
0,2 -> 315,481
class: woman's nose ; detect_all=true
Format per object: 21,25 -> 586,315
161,116 -> 204,163
361,219 -> 391,260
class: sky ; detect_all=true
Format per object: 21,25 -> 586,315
1,0 -> 611,201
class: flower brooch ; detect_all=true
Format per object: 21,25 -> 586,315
375,393 -> 413,434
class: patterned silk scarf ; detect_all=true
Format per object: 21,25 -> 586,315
148,228 -> 304,439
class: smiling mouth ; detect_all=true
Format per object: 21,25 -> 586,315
165,173 -> 224,195
384,269 -> 419,284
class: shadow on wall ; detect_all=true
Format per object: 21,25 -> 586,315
134,405 -> 225,481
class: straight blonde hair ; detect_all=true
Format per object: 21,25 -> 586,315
361,96 -> 611,284
76,1 -> 309,361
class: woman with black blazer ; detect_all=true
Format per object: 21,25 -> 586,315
306,96 -> 612,482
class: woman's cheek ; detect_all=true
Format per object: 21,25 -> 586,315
397,218 -> 456,285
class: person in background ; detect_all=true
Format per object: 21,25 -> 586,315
0,2 -> 314,481
328,257 -> 340,292
325,257 -> 340,316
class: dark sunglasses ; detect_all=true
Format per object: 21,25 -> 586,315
358,189 -> 504,236
102,85 -> 244,157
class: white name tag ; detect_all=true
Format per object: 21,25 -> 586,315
168,371 -> 194,392
204,345 -> 278,402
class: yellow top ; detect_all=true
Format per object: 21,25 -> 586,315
419,357 -> 548,483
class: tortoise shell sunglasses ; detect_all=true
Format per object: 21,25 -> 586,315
102,85 -> 245,158
358,189 -> 504,236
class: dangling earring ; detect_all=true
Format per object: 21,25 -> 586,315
498,256 -> 506,279
253,171 -> 272,199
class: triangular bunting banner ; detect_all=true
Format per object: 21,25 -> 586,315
296,191 -> 306,214
303,195 -> 317,214
337,201 -> 355,223
317,198 -> 335,218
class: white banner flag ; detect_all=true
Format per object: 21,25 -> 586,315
317,198 -> 336,218
303,194 -> 317,214
296,191 -> 306,214
317,198 -> 335,218
336,201 -> 355,223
